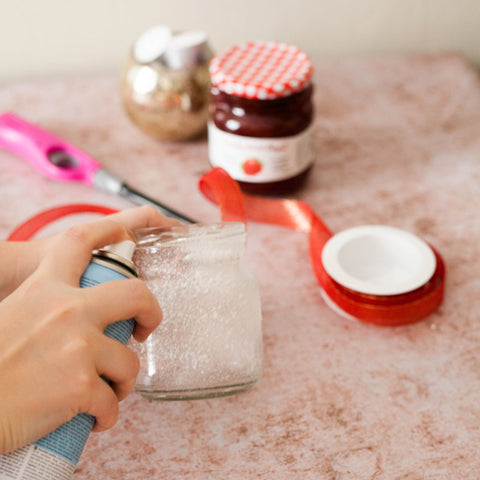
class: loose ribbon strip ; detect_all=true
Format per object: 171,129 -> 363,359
7,204 -> 118,241
6,168 -> 445,327
199,167 -> 445,327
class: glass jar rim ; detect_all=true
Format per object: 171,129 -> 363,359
134,221 -> 245,248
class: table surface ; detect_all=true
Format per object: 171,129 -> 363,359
1,53 -> 480,479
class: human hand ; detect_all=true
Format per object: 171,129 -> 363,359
0,206 -> 176,454
0,205 -> 179,301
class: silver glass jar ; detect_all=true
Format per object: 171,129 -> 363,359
132,222 -> 263,400
120,26 -> 213,142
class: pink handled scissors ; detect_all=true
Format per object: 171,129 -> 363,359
0,112 -> 194,223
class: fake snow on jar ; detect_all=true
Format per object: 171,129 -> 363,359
208,41 -> 315,195
131,222 -> 263,401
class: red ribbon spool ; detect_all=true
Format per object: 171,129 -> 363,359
199,167 -> 445,327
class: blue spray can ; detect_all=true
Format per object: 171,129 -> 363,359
0,240 -> 138,480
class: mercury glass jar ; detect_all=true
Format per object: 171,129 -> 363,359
208,41 -> 315,195
131,222 -> 263,400
120,26 -> 213,142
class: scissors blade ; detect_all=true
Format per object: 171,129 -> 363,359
119,184 -> 195,224
93,168 -> 194,223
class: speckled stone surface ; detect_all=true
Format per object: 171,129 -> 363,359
1,53 -> 480,479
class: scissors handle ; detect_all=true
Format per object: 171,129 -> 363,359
0,112 -> 101,185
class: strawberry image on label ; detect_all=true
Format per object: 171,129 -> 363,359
242,158 -> 262,175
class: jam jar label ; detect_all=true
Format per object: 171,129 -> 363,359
208,123 -> 315,183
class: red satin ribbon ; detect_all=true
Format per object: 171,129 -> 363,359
7,204 -> 118,241
199,167 -> 445,327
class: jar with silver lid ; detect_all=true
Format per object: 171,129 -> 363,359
121,25 -> 213,142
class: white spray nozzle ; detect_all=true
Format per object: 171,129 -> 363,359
103,240 -> 136,263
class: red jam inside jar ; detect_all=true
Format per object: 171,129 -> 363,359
208,41 -> 315,196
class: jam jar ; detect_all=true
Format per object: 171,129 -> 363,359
208,41 -> 315,195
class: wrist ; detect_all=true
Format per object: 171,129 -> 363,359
0,241 -> 43,301
0,242 -> 20,300
0,404 -> 14,454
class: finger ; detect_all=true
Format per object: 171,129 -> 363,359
88,378 -> 119,432
40,220 -> 133,282
81,278 -> 162,341
108,205 -> 180,230
30,206 -> 175,279
93,336 -> 140,402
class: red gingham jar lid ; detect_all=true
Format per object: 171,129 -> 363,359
209,41 -> 313,100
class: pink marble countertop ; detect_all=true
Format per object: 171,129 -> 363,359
1,53 -> 480,479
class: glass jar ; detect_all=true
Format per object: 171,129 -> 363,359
208,41 -> 315,195
131,222 -> 263,400
120,26 -> 213,142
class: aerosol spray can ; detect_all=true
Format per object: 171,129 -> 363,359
0,240 -> 138,480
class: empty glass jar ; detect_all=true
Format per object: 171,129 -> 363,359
132,222 -> 263,400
